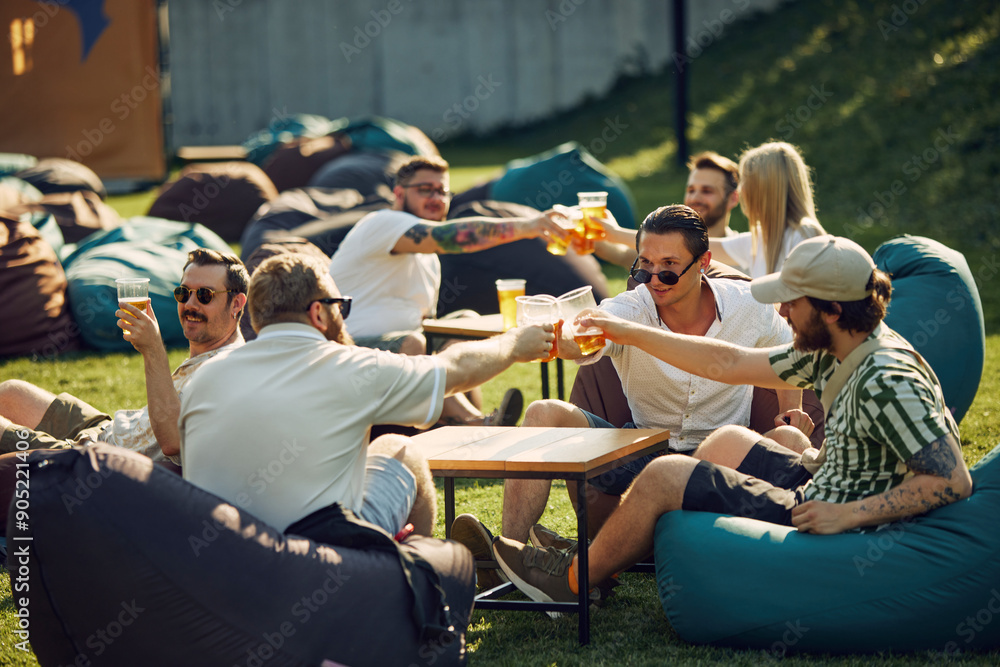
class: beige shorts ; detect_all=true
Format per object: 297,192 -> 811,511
0,393 -> 111,454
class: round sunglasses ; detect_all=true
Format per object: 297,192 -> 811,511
629,256 -> 700,285
174,285 -> 236,305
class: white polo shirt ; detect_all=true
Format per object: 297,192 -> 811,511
179,323 -> 445,531
592,278 -> 792,451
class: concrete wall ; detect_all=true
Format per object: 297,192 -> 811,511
166,0 -> 785,148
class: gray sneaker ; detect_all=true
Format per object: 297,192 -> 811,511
451,514 -> 508,591
529,523 -> 578,552
492,536 -> 577,604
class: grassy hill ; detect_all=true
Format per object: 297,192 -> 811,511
2,0 -> 999,664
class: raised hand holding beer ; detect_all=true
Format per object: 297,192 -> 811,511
115,277 -> 159,350
515,295 -> 562,362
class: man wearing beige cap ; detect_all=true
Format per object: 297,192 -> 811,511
491,235 -> 973,606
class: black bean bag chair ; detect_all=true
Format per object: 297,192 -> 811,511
6,190 -> 122,243
9,445 -> 475,667
15,158 -> 107,200
240,187 -> 392,261
306,150 -> 407,199
437,199 -> 611,316
148,162 -> 279,243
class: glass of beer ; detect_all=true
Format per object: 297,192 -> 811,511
116,278 -> 149,335
557,285 -> 606,356
496,278 -> 526,330
575,191 -> 608,254
515,295 -> 561,362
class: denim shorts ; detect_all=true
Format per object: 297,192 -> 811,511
581,410 -> 668,496
359,454 -> 417,535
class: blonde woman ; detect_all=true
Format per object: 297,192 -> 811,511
710,142 -> 827,278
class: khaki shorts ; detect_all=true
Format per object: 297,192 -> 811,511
0,393 -> 111,455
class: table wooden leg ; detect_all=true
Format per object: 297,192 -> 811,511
444,477 -> 455,539
576,477 -> 590,645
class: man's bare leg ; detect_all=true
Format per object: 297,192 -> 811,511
369,434 -> 436,536
581,455 -> 699,584
0,380 -> 57,429
566,480 -> 620,537
502,399 -> 590,542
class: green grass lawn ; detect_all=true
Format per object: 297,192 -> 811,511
3,0 -> 1000,663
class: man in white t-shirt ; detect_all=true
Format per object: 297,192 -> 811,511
180,253 -> 552,537
329,155 -> 568,427
0,249 -> 248,465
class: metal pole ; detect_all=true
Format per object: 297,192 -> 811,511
673,0 -> 688,167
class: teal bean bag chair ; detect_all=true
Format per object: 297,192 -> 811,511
241,113 -> 339,166
654,443 -> 1000,654
491,141 -> 638,227
873,235 -> 985,424
332,116 -> 440,158
63,218 -> 232,350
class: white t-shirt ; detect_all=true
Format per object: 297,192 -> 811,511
179,323 -> 445,532
329,209 -> 441,338
717,226 -> 811,278
588,278 -> 792,451
100,342 -> 241,464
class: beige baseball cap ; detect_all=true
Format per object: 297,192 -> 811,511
750,236 -> 876,303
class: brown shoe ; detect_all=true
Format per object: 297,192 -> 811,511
451,514 -> 508,591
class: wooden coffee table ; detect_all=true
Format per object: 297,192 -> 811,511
421,313 -> 566,400
411,425 -> 671,645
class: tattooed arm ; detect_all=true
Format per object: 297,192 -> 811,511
391,211 -> 570,254
790,433 -> 973,534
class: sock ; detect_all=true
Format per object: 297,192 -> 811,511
567,556 -> 579,595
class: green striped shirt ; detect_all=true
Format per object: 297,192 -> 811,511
769,324 -> 959,504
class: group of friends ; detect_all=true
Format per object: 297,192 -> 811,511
0,141 -> 972,613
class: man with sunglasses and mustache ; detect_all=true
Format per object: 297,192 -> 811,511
0,249 -> 247,465
453,206 -> 807,589
329,155 -> 570,427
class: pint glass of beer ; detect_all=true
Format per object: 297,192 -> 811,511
575,191 -> 608,254
496,279 -> 526,330
557,285 -> 606,356
116,278 -> 149,335
515,295 -> 560,362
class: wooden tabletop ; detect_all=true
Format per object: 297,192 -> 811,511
410,426 -> 671,478
421,313 -> 504,338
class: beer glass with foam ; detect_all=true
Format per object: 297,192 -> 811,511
557,285 -> 606,356
116,278 -> 149,335
515,295 -> 561,362
496,278 -> 526,330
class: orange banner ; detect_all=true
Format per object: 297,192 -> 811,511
0,0 -> 165,182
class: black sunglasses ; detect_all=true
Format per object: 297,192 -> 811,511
629,256 -> 700,286
174,285 -> 236,305
308,296 -> 352,319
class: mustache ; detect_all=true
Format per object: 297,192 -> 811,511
182,310 -> 207,322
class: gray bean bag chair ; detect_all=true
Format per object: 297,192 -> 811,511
10,445 -> 475,667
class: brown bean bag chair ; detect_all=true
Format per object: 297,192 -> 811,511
262,133 -> 353,192
15,158 -> 106,200
240,238 -> 332,341
147,162 -> 278,242
5,190 -> 122,243
0,215 -> 80,357
569,263 -> 825,448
